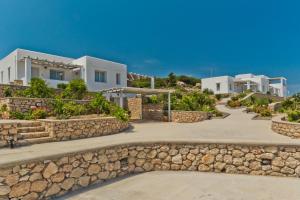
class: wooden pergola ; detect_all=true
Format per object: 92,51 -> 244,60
100,87 -> 175,122
20,56 -> 82,70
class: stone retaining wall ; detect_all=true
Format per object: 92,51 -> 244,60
41,117 -> 129,141
126,97 -> 142,120
142,104 -> 164,121
2,141 -> 300,199
0,97 -> 90,116
171,111 -> 208,123
0,123 -> 18,148
272,116 -> 300,138
0,84 -> 62,98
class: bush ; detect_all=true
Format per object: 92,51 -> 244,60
203,88 -> 214,95
57,83 -> 68,89
62,102 -> 87,117
22,78 -> 54,98
259,108 -> 272,117
89,94 -> 110,114
172,91 -> 216,111
9,111 -> 26,120
9,108 -> 47,120
62,79 -> 87,100
231,96 -> 239,101
0,104 -> 7,112
30,108 -> 47,119
287,110 -> 300,123
237,93 -> 247,99
110,104 -> 129,122
255,98 -> 270,106
3,86 -> 12,97
227,100 -> 241,108
215,94 -> 222,101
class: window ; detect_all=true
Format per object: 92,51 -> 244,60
229,84 -> 232,91
50,70 -> 64,80
95,71 -> 107,83
8,67 -> 10,82
1,71 -> 3,83
216,83 -> 221,91
31,67 -> 40,78
116,73 -> 121,85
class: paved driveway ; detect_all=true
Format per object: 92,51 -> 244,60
59,171 -> 300,200
1,105 -> 298,166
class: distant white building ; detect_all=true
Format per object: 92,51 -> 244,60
201,73 -> 287,97
0,49 -> 127,91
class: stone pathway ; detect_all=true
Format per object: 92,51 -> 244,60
1,105 -> 298,166
59,171 -> 300,200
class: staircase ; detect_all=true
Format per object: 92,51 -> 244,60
17,122 -> 53,146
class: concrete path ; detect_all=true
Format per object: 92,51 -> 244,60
59,171 -> 300,200
1,105 -> 298,166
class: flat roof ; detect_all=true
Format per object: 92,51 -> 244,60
99,87 -> 174,94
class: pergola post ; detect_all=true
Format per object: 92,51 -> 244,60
168,91 -> 171,122
120,91 -> 124,108
24,57 -> 32,86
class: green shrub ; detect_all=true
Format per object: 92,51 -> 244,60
237,93 -> 247,99
259,108 -> 272,117
203,88 -> 214,95
62,79 -> 87,100
3,86 -> 12,97
57,83 -> 68,89
0,104 -> 7,112
30,108 -> 47,119
110,104 -> 129,122
62,102 -> 87,117
215,94 -> 222,101
89,94 -> 110,114
9,111 -> 26,120
255,98 -> 270,106
287,110 -> 300,123
231,96 -> 239,101
52,98 -> 65,117
172,91 -> 216,111
227,100 -> 241,108
9,108 -> 48,120
22,78 -> 54,98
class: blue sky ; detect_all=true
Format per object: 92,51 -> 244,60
1,0 -> 300,94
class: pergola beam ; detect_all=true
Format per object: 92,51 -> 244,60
19,56 -> 82,70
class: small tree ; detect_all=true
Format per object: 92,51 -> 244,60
167,72 -> 177,87
62,79 -> 87,100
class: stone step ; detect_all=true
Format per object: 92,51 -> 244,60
17,126 -> 45,133
18,121 -> 42,128
20,132 -> 49,139
18,137 -> 54,146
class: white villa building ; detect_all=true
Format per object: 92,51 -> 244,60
201,74 -> 287,97
0,49 -> 127,91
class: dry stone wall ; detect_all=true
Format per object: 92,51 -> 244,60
126,97 -> 142,120
171,111 -> 208,123
2,142 -> 300,199
0,123 -> 18,148
272,117 -> 300,138
142,104 -> 164,121
0,97 -> 90,116
41,117 -> 129,141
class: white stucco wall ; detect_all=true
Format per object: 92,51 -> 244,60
0,49 -> 127,91
0,50 -> 18,84
76,56 -> 127,91
201,76 -> 234,94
